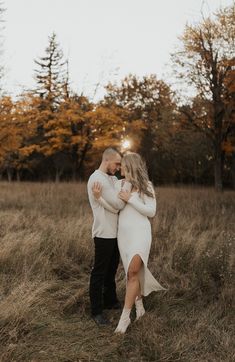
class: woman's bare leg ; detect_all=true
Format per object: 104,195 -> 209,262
115,255 -> 143,333
128,264 -> 145,320
124,254 -> 143,309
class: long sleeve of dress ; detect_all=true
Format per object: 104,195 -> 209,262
96,196 -> 119,214
102,178 -> 132,210
127,183 -> 156,218
114,179 -> 132,192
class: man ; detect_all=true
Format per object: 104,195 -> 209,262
87,147 -> 127,326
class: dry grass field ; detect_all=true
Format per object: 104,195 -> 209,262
0,182 -> 234,362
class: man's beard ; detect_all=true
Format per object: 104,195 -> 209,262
106,167 -> 115,176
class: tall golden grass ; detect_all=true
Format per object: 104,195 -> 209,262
0,182 -> 234,361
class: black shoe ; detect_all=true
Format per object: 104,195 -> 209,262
103,301 -> 122,310
92,314 -> 111,326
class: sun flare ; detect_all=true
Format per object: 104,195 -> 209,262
121,139 -> 131,150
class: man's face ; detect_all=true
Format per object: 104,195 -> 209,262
106,154 -> 122,175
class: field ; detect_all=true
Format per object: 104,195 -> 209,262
0,182 -> 234,362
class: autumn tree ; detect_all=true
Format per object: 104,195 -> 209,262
104,74 -> 176,181
163,109 -> 214,184
32,33 -> 74,180
222,60 -> 235,187
0,96 -> 37,181
0,97 -> 16,180
44,94 -> 93,181
172,5 -> 235,190
13,93 -> 49,179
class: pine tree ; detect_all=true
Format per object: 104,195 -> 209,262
33,33 -> 70,180
34,32 -> 66,111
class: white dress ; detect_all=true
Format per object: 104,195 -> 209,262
97,180 -> 167,296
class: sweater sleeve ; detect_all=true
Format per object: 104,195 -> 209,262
96,196 -> 119,214
101,178 -> 132,210
127,182 -> 156,217
114,179 -> 132,192
102,189 -> 125,210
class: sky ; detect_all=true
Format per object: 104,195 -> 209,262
3,0 -> 234,100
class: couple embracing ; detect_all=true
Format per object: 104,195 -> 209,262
87,147 -> 167,334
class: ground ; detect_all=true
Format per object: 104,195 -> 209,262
0,182 -> 234,361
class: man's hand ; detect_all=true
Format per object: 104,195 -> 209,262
118,190 -> 131,202
92,182 -> 102,200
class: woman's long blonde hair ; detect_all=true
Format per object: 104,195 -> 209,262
122,152 -> 154,198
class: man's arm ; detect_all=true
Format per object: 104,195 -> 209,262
88,176 -> 120,213
96,196 -> 119,213
101,178 -> 132,210
102,191 -> 126,210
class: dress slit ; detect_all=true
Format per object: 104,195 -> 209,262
124,252 -> 166,296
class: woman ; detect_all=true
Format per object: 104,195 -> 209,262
92,152 -> 167,333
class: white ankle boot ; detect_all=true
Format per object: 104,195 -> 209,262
135,297 -> 145,320
114,308 -> 131,334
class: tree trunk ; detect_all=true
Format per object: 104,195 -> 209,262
7,168 -> 13,182
55,168 -> 62,183
16,170 -> 21,181
72,159 -> 78,181
77,142 -> 90,180
214,142 -> 223,191
231,153 -> 235,190
193,158 -> 198,184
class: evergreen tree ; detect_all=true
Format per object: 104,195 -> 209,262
34,32 -> 66,110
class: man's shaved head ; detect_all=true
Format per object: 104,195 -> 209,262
102,147 -> 121,161
100,147 -> 122,175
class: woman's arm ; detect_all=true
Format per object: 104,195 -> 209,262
127,182 -> 156,217
101,178 -> 132,210
127,194 -> 156,217
96,196 -> 119,214
114,179 -> 132,191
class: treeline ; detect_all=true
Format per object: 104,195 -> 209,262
0,5 -> 234,190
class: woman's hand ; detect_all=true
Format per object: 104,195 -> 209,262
118,190 -> 131,202
92,182 -> 102,200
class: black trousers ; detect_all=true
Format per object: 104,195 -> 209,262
89,236 -> 120,316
